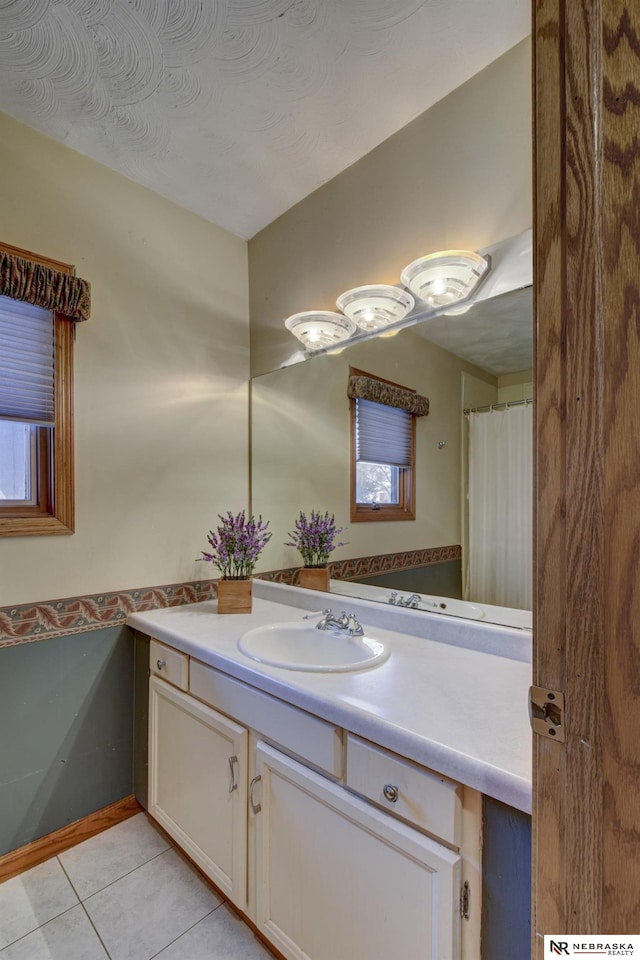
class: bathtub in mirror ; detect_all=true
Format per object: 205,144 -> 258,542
250,231 -> 533,631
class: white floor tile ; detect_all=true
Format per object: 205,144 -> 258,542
59,814 -> 171,900
83,847 -> 222,960
0,905 -> 108,960
153,904 -> 274,960
0,858 -> 78,950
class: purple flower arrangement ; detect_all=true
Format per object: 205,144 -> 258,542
200,511 -> 271,579
285,510 -> 347,568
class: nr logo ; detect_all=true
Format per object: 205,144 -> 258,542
549,944 -> 570,956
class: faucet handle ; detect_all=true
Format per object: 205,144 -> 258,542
303,608 -> 332,620
346,613 -> 364,636
314,608 -> 337,630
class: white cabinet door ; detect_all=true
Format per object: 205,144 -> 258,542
149,676 -> 248,908
252,741 -> 461,960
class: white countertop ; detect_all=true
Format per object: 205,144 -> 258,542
128,580 -> 533,814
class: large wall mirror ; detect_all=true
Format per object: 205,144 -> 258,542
251,231 -> 533,630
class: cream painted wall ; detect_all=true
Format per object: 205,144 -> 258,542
497,370 -> 534,403
0,113 -> 249,606
248,39 -> 531,569
252,329 -> 495,573
249,38 -> 532,378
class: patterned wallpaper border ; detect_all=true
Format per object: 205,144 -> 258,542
258,544 -> 462,585
0,579 -> 218,648
0,545 -> 461,648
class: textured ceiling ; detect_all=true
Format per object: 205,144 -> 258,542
0,1 -> 529,239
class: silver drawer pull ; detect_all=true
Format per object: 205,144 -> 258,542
228,755 -> 238,793
156,658 -> 166,670
383,783 -> 399,803
249,775 -> 262,814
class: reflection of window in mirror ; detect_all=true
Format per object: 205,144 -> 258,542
350,367 -> 416,522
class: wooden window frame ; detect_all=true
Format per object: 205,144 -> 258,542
350,367 -> 416,523
0,243 -> 75,537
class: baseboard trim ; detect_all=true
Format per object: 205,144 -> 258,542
0,795 -> 143,883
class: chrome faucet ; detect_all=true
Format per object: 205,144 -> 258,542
315,608 -> 364,636
403,594 -> 422,608
387,592 -> 421,609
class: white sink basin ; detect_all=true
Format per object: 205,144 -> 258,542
238,621 -> 389,672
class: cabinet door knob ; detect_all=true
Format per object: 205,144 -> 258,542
156,658 -> 166,670
383,783 -> 399,803
249,775 -> 262,814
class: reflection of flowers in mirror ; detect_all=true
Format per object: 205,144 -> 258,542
285,510 -> 347,567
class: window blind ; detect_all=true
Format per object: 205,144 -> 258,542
0,294 -> 55,425
355,398 -> 412,467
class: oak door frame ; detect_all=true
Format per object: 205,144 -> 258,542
533,0 -> 640,952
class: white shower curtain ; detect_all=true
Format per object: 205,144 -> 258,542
466,403 -> 532,610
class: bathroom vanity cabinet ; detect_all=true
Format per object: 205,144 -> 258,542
149,673 -> 248,907
131,580 -> 531,960
147,638 -> 475,960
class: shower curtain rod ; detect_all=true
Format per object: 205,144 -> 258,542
464,397 -> 533,415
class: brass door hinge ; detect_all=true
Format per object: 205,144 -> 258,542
529,686 -> 565,742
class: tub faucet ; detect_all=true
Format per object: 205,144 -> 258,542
315,608 -> 364,636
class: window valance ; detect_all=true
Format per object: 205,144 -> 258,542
347,374 -> 429,417
0,251 -> 91,321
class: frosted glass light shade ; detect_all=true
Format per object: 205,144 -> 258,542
284,311 -> 357,351
401,250 -> 489,309
336,285 -> 415,332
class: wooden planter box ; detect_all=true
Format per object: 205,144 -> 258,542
297,567 -> 330,592
217,578 -> 252,614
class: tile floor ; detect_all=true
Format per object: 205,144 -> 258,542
0,813 -> 274,960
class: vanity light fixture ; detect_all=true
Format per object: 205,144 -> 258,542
441,301 -> 474,316
284,310 -> 357,351
400,250 -> 489,309
282,246 -> 492,358
335,285 -> 415,333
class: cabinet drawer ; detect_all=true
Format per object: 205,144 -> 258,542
346,734 -> 462,847
190,660 -> 343,778
149,639 -> 188,690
